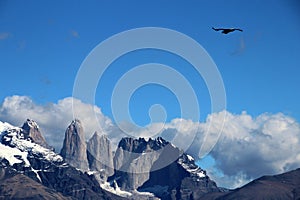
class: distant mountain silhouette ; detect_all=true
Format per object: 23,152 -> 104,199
202,168 -> 300,200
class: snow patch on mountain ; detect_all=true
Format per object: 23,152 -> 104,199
0,120 -> 63,168
3,128 -> 63,163
178,155 -> 207,179
0,121 -> 20,134
101,181 -> 133,197
187,154 -> 194,161
100,181 -> 160,200
0,143 -> 29,166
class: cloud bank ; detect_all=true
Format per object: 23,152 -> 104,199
0,95 -> 113,151
205,111 -> 300,188
0,95 -> 300,189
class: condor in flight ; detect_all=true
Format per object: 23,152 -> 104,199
212,27 -> 243,34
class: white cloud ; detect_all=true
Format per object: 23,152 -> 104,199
0,95 -> 112,151
0,96 -> 300,189
205,111 -> 300,188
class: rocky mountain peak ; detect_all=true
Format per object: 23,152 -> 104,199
60,119 -> 89,171
21,119 -> 51,149
87,131 -> 114,177
71,118 -> 81,125
1,119 -> 225,199
23,118 -> 39,128
110,136 -> 220,199
118,136 -> 169,153
0,120 -> 126,200
68,118 -> 83,134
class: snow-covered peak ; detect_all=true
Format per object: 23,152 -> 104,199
4,129 -> 63,162
24,118 -> 39,129
20,119 -> 51,149
0,121 -> 21,134
0,120 -> 65,183
0,121 -> 63,168
66,119 -> 84,136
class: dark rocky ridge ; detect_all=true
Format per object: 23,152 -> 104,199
139,146 -> 220,200
118,137 -> 169,152
205,168 -> 300,200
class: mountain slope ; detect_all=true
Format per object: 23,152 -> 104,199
0,120 -> 124,200
1,119 -> 300,199
214,168 -> 300,200
0,166 -> 69,200
110,137 -> 220,200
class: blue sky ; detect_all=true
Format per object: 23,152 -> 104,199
1,0 -> 300,124
1,0 -> 300,188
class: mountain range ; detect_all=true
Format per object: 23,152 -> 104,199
0,119 -> 299,200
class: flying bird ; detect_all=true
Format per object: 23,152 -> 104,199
212,27 -> 243,34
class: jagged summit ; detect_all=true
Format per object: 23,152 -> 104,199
66,118 -> 83,135
87,131 -> 114,176
109,136 -> 220,199
0,120 -> 123,200
118,137 -> 169,153
21,119 -> 51,149
0,119 -> 221,199
0,117 -> 299,200
0,120 -> 64,175
60,119 -> 89,171
70,118 -> 81,126
24,118 -> 39,128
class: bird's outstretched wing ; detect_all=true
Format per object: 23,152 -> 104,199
234,28 -> 243,32
212,27 -> 222,31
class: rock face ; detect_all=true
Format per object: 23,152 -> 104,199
87,132 -> 114,177
21,119 -> 52,149
0,120 -> 125,200
140,150 -> 220,200
110,137 -> 220,199
0,119 -> 223,200
111,137 -> 168,191
2,118 -> 300,200
60,119 -> 89,171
